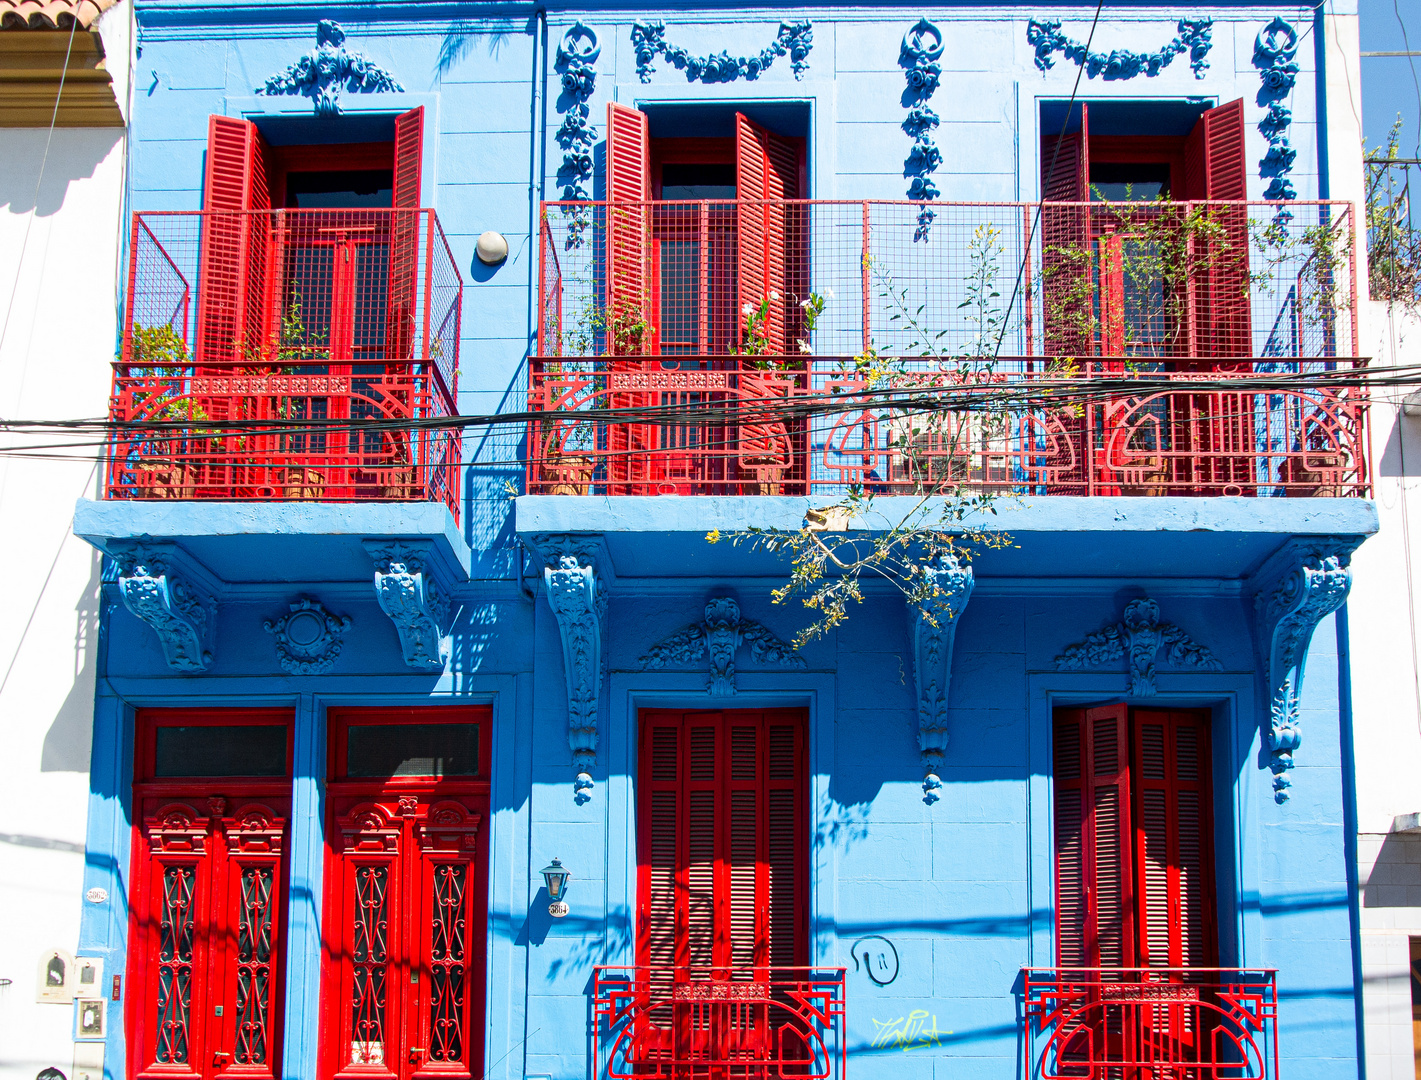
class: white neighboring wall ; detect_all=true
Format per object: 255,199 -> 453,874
0,5 -> 129,1080
1348,298 -> 1421,1080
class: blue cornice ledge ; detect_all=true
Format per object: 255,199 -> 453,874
73,500 -> 470,586
1250,537 -> 1360,803
912,554 -> 973,802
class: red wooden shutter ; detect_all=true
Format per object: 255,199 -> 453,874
1052,703 -> 1134,968
637,710 -> 806,975
735,114 -> 800,354
1040,106 -> 1093,358
385,106 -> 424,365
1131,711 -> 1215,969
198,116 -> 272,368
1186,99 -> 1251,358
606,102 -> 651,353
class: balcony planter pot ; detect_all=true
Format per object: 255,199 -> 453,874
134,461 -> 197,500
544,453 -> 595,496
284,467 -> 326,500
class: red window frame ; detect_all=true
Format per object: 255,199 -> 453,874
319,707 -> 492,1080
127,709 -> 295,1080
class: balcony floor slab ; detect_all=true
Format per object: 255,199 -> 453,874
515,495 -> 1378,582
74,500 -> 471,585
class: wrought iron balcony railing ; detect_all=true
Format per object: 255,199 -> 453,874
1023,967 -> 1278,1080
539,199 -> 1358,362
527,356 -> 1368,498
107,209 -> 462,518
592,966 -> 846,1080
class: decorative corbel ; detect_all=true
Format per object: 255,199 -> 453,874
637,597 -> 805,694
1252,540 -> 1356,802
911,554 -> 974,801
110,542 -> 215,672
364,540 -> 449,672
537,535 -> 607,798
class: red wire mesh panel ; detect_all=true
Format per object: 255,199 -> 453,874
109,208 -> 462,520
530,198 -> 1363,498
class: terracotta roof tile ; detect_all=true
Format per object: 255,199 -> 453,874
0,0 -> 118,31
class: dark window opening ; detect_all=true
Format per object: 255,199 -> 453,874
284,168 -> 394,209
153,724 -> 288,778
660,162 -> 737,201
1090,162 -> 1172,202
345,722 -> 481,778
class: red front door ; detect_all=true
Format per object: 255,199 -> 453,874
127,711 -> 293,1080
321,709 -> 490,1080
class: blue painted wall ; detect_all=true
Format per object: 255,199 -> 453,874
80,5 -> 1368,1080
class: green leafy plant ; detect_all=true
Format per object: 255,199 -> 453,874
1365,117 -> 1420,308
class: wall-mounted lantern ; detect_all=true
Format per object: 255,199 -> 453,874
540,857 -> 570,918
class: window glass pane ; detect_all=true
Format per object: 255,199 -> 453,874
346,724 -> 480,778
154,725 -> 287,778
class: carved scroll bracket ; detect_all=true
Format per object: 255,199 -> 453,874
534,534 -> 609,800
1251,539 -> 1357,803
364,540 -> 450,672
912,555 -> 975,801
110,541 -> 216,672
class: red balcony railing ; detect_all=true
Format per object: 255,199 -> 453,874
539,200 -> 1358,361
527,357 -> 1368,497
107,209 -> 462,518
1023,968 -> 1278,1080
592,966 -> 846,1080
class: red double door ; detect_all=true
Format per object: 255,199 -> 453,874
635,709 -> 808,1066
321,709 -> 491,1080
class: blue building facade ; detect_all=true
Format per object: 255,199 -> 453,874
73,5 -> 1377,1080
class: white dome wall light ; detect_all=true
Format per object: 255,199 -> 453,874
476,230 -> 509,265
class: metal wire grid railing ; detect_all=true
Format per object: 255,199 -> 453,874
1366,157 -> 1421,307
110,209 -> 462,517
1023,968 -> 1278,1080
527,356 -> 1368,498
538,200 -> 1358,363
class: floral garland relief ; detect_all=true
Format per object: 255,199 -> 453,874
631,20 -> 813,83
901,19 -> 945,242
554,23 -> 600,248
258,20 -> 402,116
1027,17 -> 1213,80
1253,17 -> 1299,201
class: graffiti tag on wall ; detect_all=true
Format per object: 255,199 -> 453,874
869,1010 -> 948,1052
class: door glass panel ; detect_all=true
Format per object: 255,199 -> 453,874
235,865 -> 275,1065
154,725 -> 287,778
156,865 -> 197,1065
350,865 -> 390,1066
346,724 -> 480,778
429,863 -> 467,1063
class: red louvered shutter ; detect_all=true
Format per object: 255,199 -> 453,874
386,106 -> 424,365
1187,99 -> 1251,358
1041,106 -> 1092,359
606,102 -> 651,352
1052,703 -> 1134,968
1132,710 -> 1215,969
735,114 -> 800,354
198,116 -> 273,368
637,710 -> 806,977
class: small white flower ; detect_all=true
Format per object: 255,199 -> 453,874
800,298 -> 812,309
798,340 -> 812,354
742,303 -> 756,316
768,290 -> 781,301
822,286 -> 835,300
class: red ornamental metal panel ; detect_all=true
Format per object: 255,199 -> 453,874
593,966 -> 846,1080
1023,967 -> 1279,1080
